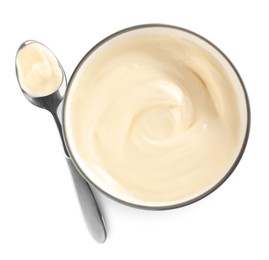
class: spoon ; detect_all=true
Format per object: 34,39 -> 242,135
15,40 -> 107,243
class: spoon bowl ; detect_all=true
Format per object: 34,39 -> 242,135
16,40 -> 66,112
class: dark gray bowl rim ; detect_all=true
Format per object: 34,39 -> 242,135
62,23 -> 251,210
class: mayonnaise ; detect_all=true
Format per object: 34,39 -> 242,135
16,42 -> 63,97
64,27 -> 248,207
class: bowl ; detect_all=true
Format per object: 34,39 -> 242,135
62,24 -> 250,209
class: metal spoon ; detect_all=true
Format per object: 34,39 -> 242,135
15,40 -> 107,243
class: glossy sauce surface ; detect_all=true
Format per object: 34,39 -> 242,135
64,27 -> 248,207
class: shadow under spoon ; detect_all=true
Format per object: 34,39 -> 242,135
15,40 -> 107,243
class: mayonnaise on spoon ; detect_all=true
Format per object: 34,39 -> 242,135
16,41 -> 63,97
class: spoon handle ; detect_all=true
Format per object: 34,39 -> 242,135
66,158 -> 107,243
52,112 -> 107,243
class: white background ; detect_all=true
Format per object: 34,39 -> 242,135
0,0 -> 268,259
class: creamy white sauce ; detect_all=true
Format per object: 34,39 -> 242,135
16,42 -> 63,97
64,27 -> 248,207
